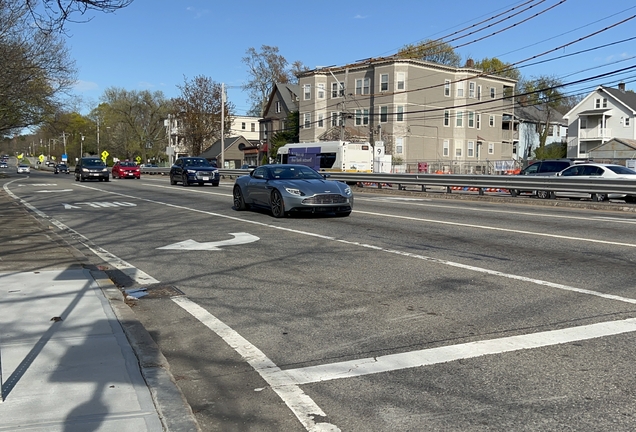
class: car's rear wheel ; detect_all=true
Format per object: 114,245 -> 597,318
625,196 -> 636,204
170,175 -> 176,185
182,174 -> 189,187
233,186 -> 249,210
536,190 -> 553,199
591,193 -> 607,202
270,189 -> 285,218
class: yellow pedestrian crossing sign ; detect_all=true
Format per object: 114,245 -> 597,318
135,156 -> 142,164
101,150 -> 109,162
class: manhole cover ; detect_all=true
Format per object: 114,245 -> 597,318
142,284 -> 185,299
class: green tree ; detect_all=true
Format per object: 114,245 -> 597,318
173,75 -> 233,157
269,111 -> 299,161
473,57 -> 521,81
397,40 -> 461,67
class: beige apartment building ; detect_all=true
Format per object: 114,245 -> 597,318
297,57 -> 517,173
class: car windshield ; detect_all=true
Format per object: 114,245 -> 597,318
84,159 -> 105,166
607,165 -> 636,175
184,158 -> 210,167
120,161 -> 136,167
270,166 -> 323,180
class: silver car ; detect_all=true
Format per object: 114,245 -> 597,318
233,164 -> 353,218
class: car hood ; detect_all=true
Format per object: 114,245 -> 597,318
273,178 -> 349,194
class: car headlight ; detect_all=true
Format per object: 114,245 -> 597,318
102,168 -> 108,172
187,169 -> 197,174
284,187 -> 304,196
82,168 -> 89,172
343,186 -> 352,195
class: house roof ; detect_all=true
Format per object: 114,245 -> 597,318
590,137 -> 636,152
262,83 -> 299,118
602,86 -> 636,112
514,102 -> 565,125
199,136 -> 244,159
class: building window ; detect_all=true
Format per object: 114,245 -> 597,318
476,113 -> 481,129
488,142 -> 495,154
443,140 -> 450,157
490,87 -> 496,99
251,123 -> 255,132
355,78 -> 370,95
444,80 -> 451,97
380,106 -> 388,122
580,117 -> 587,128
355,109 -> 369,126
396,72 -> 405,90
318,113 -> 324,128
477,85 -> 482,100
304,84 -> 311,100
396,105 -> 404,122
241,122 -> 246,130
469,82 -> 475,98
603,98 -> 608,108
456,111 -> 463,127
444,110 -> 450,127
317,83 -> 325,99
457,81 -> 464,97
331,82 -> 344,98
303,113 -> 311,129
489,115 -> 495,127
468,111 -> 474,128
467,141 -> 475,157
626,117 -> 631,126
275,101 -> 281,113
455,140 -> 462,157
380,74 -> 389,91
331,112 -> 343,127
395,137 -> 404,154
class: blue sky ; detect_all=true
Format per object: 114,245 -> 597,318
65,0 -> 636,115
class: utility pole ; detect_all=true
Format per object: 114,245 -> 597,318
97,117 -> 100,155
220,82 -> 225,168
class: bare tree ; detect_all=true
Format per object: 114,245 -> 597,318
25,0 -> 133,33
0,0 -> 77,137
242,45 -> 304,116
173,75 -> 234,156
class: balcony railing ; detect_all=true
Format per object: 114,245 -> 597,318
580,127 -> 611,139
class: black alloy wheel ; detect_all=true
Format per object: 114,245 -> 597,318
591,193 -> 607,202
270,189 -> 285,218
233,186 -> 249,210
182,174 -> 189,187
170,175 -> 176,185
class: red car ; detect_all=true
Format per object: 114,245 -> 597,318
112,161 -> 141,179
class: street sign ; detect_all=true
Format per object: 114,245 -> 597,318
101,150 -> 109,162
62,153 -> 68,162
135,156 -> 142,164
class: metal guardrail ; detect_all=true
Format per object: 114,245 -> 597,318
136,167 -> 636,196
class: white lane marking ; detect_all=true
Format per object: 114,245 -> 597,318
172,296 -> 340,432
281,318 -> 636,385
354,209 -> 636,248
3,181 -> 158,286
357,196 -> 636,224
35,189 -> 73,193
74,184 -> 636,305
158,232 -> 260,250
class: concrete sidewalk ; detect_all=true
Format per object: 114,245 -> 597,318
0,188 -> 200,431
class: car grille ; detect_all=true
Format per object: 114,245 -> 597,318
303,194 -> 347,204
195,171 -> 217,179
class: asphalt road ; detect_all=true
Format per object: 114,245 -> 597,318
4,168 -> 636,432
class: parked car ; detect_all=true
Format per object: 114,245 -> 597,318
0,161 -> 7,168
240,164 -> 257,170
169,157 -> 220,186
17,164 -> 30,174
550,163 -> 636,203
512,159 -> 585,198
54,163 -> 70,174
112,160 -> 141,179
233,164 -> 353,218
74,157 -> 109,182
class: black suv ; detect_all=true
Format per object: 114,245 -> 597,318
75,157 -> 110,182
512,159 -> 581,198
169,157 -> 220,186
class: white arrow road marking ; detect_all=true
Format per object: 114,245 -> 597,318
35,189 -> 73,193
63,203 -> 82,209
157,232 -> 260,251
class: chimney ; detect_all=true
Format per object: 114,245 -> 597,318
465,58 -> 474,68
618,82 -> 626,92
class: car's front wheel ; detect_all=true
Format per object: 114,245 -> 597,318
182,174 -> 189,187
270,189 -> 285,218
170,175 -> 176,185
536,190 -> 553,199
591,193 -> 607,202
233,186 -> 249,211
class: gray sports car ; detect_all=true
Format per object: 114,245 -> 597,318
233,164 -> 353,218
